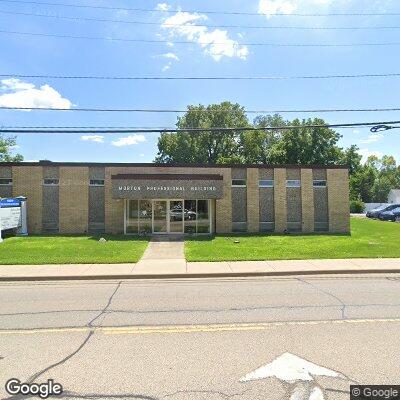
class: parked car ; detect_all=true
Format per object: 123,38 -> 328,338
379,207 -> 400,222
366,204 -> 400,219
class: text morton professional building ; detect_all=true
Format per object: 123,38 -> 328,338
0,162 -> 350,235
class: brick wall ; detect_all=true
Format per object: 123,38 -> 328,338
12,166 -> 43,234
215,168 -> 232,233
274,168 -> 287,232
247,167 -> 259,233
59,167 -> 89,233
301,168 -> 314,233
327,169 -> 350,233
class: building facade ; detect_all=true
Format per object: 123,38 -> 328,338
0,162 -> 350,235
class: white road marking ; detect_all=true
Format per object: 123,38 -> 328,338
240,353 -> 347,400
240,352 -> 344,382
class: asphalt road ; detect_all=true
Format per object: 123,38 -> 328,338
1,274 -> 400,399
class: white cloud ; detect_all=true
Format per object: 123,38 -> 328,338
258,0 -> 335,18
162,62 -> 172,72
258,0 -> 297,17
156,3 -> 170,11
0,78 -> 72,109
162,52 -> 179,61
360,133 -> 384,144
80,135 -> 104,143
161,11 -> 248,61
359,148 -> 383,163
111,134 -> 146,147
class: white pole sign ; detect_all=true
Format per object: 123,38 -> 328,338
0,198 -> 25,243
0,208 -> 22,230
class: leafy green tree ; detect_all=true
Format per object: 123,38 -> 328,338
154,102 -> 250,164
240,114 -> 286,163
340,145 -> 362,175
349,166 -> 377,202
255,117 -> 343,165
0,134 -> 23,162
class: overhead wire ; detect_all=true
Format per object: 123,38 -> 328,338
2,106 -> 400,113
2,120 -> 400,134
1,9 -> 400,30
2,73 -> 400,81
2,29 -> 400,47
0,0 -> 399,17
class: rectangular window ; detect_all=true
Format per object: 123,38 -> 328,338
286,180 -> 301,188
313,180 -> 327,188
89,179 -> 105,186
0,178 -> 12,185
232,179 -> 246,187
259,180 -> 274,188
43,178 -> 59,186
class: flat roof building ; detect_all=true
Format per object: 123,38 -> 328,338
0,162 -> 350,235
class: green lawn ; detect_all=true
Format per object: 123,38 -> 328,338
185,218 -> 400,262
0,235 -> 149,265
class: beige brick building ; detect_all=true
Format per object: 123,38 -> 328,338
0,162 -> 350,235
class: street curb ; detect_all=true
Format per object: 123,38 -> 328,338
1,268 -> 400,281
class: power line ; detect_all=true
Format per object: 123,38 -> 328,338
2,120 -> 400,134
1,0 -> 400,17
2,73 -> 400,81
2,9 -> 400,30
3,29 -> 400,47
2,106 -> 400,113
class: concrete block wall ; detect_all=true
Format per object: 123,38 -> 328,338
274,168 -> 287,233
247,168 -> 259,233
301,169 -> 314,233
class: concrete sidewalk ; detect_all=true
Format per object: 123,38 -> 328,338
1,258 -> 400,281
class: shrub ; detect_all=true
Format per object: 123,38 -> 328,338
350,199 -> 365,213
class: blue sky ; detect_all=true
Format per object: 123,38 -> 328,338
0,0 -> 399,163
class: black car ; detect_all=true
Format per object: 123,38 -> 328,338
367,204 -> 400,219
379,207 -> 400,222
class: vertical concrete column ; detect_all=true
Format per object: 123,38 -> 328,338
327,168 -> 350,233
59,167 -> 89,234
12,166 -> 43,234
247,168 -> 259,233
274,168 -> 287,233
301,168 -> 314,233
105,167 -> 125,234
216,168 -> 232,233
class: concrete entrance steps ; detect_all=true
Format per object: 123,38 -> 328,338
135,235 -> 187,273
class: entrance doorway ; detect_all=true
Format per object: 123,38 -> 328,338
124,199 -> 212,235
152,200 -> 184,234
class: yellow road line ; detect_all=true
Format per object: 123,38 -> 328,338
1,318 -> 400,336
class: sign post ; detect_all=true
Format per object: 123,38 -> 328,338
0,197 -> 27,243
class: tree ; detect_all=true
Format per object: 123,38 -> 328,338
349,166 -> 376,202
0,134 -> 23,162
265,118 -> 343,165
154,102 -> 250,164
340,145 -> 362,175
240,114 -> 286,164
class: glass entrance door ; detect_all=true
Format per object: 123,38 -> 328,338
169,200 -> 184,233
153,200 -> 168,233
